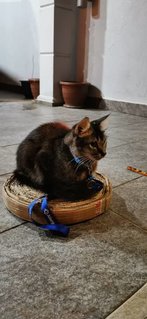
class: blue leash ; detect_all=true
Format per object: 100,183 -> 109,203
28,196 -> 70,236
28,155 -> 103,237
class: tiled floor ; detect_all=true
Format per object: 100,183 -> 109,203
0,99 -> 147,319
106,283 -> 147,319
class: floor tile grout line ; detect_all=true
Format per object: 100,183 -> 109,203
105,109 -> 147,119
108,139 -> 147,150
110,209 -> 147,233
0,221 -> 28,235
0,143 -> 18,148
105,283 -> 146,319
113,176 -> 143,189
108,121 -> 147,130
0,172 -> 13,177
0,136 -> 146,149
107,138 -> 147,150
2,209 -> 146,236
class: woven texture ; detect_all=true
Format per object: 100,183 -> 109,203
2,173 -> 112,225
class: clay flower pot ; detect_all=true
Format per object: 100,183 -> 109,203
29,78 -> 40,99
60,81 -> 89,107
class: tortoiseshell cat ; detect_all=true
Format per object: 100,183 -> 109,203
14,115 -> 109,201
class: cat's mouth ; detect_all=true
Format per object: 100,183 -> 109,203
96,152 -> 106,159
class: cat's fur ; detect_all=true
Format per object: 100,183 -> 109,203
14,115 -> 109,201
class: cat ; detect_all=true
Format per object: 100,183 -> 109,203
14,115 -> 109,201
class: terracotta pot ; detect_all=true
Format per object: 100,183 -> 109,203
60,81 -> 89,107
29,78 -> 40,99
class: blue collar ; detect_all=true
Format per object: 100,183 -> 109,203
73,155 -> 81,164
71,154 -> 103,191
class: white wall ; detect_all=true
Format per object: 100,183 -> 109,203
87,0 -> 147,104
0,0 -> 39,83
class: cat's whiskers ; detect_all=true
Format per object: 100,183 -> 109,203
67,154 -> 94,176
74,161 -> 84,175
74,158 -> 93,175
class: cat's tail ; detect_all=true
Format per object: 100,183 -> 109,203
14,169 -> 47,194
14,169 -> 34,188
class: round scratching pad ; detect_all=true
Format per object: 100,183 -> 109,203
2,173 -> 112,225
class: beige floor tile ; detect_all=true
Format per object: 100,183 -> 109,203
106,283 -> 147,319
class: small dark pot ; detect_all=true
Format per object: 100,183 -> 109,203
60,81 -> 89,107
21,81 -> 33,99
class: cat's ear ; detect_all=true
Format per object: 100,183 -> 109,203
91,114 -> 110,132
64,117 -> 90,144
74,117 -> 91,137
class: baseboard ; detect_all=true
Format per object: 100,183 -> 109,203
86,96 -> 147,117
104,99 -> 147,117
37,95 -> 63,106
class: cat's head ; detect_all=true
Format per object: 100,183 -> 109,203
64,114 -> 109,161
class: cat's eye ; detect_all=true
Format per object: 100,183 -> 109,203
89,142 -> 97,149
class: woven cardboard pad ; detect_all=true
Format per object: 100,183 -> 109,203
2,173 -> 112,225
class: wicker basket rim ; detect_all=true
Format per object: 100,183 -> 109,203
3,172 -> 111,209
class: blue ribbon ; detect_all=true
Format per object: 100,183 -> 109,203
28,196 -> 70,237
